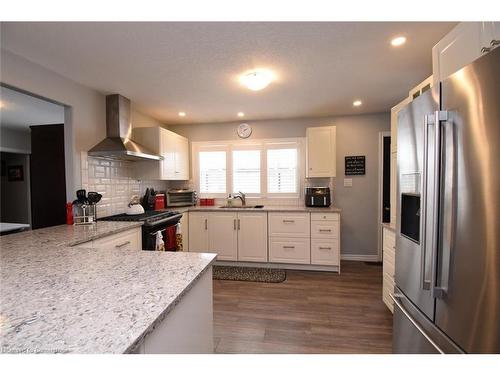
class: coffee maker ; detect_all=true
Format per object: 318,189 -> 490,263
304,187 -> 331,207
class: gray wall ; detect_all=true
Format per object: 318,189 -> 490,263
0,128 -> 31,153
170,113 -> 390,258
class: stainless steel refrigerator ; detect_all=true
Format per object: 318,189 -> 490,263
393,46 -> 500,353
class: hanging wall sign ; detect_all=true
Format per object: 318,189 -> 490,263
345,155 -> 366,175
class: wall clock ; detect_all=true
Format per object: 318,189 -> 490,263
237,123 -> 252,139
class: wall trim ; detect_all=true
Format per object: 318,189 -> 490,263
341,254 -> 380,262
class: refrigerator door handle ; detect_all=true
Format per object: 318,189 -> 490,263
391,293 -> 445,354
430,110 -> 450,300
434,113 -> 455,299
421,113 -> 435,290
428,110 -> 443,299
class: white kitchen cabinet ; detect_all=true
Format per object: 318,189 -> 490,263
269,212 -> 311,265
432,22 -> 499,84
269,237 -> 311,264
306,126 -> 336,178
382,226 -> 396,313
92,227 -> 142,250
310,213 -> 340,267
237,212 -> 268,262
389,96 -> 410,228
390,97 -> 411,154
133,127 -> 189,180
311,239 -> 339,266
268,212 -> 310,238
208,212 -> 238,261
188,212 -> 209,252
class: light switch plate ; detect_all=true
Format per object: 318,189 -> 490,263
344,178 -> 353,187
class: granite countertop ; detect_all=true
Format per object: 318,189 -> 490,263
181,205 -> 342,213
0,222 -> 216,354
0,221 -> 143,249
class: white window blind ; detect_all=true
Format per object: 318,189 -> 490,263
232,150 -> 261,194
267,148 -> 298,193
199,151 -> 226,193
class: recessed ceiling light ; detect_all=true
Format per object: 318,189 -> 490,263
353,100 -> 362,107
239,69 -> 275,91
391,36 -> 407,47
178,112 -> 186,117
237,112 -> 245,117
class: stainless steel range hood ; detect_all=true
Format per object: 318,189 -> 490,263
88,94 -> 161,161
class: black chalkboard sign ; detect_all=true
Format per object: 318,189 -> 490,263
345,155 -> 366,175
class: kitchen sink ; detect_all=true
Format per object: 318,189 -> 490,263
219,205 -> 264,209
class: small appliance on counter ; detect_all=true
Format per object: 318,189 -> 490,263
166,189 -> 197,207
304,187 -> 331,207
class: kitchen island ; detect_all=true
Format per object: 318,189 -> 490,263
0,223 -> 216,354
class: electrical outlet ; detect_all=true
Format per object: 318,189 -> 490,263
344,178 -> 353,187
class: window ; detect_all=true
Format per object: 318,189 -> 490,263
193,138 -> 303,198
267,148 -> 298,193
232,150 -> 260,194
199,151 -> 226,193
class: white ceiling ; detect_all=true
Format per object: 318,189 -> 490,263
0,86 -> 65,130
0,22 -> 455,124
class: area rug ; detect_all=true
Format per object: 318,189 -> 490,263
213,265 -> 286,283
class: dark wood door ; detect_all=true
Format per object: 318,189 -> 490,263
30,124 -> 67,229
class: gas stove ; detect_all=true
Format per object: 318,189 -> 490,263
99,210 -> 181,227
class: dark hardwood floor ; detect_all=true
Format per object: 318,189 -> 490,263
213,261 -> 393,353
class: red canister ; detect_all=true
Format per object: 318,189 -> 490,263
66,202 -> 74,225
155,194 -> 165,210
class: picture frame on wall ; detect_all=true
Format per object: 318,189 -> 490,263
7,165 -> 24,182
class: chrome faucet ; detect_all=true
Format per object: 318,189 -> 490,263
233,191 -> 246,206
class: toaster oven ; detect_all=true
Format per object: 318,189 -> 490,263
166,189 -> 197,207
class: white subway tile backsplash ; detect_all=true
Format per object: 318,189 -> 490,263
80,152 -> 168,217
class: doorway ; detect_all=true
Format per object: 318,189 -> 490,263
377,131 -> 391,260
0,86 -> 66,230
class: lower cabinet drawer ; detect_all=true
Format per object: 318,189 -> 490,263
311,239 -> 339,266
268,213 -> 310,237
311,220 -> 339,239
92,227 -> 142,250
269,237 -> 310,264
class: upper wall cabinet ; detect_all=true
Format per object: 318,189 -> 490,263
306,126 -> 336,178
133,127 -> 190,181
432,22 -> 499,83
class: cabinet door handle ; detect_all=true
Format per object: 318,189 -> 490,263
481,46 -> 491,54
282,220 -> 295,223
233,219 -> 236,230
115,241 -> 131,248
283,245 -> 295,249
237,219 -> 241,230
204,218 -> 208,230
319,229 -> 332,232
491,39 -> 500,47
319,246 -> 332,250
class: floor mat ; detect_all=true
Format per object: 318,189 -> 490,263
213,265 -> 286,283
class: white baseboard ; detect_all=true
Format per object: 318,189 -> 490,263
341,254 -> 380,262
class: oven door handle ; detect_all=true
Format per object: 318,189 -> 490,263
143,213 -> 183,227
